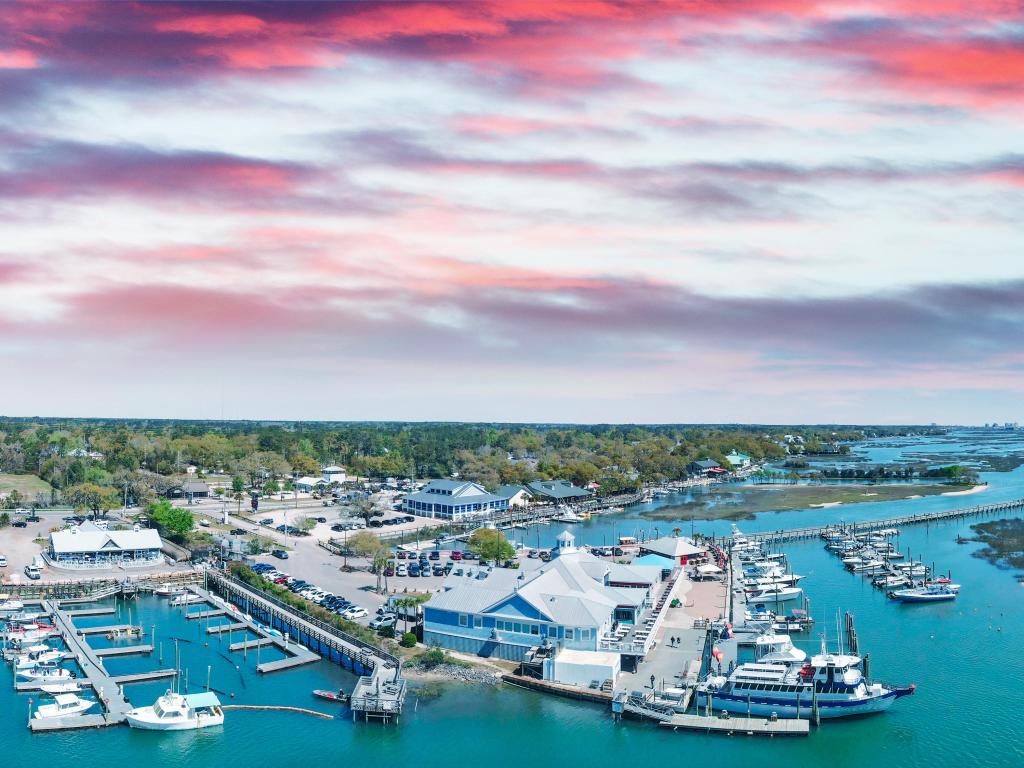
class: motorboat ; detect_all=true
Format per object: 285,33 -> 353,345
873,574 -> 911,588
155,584 -> 187,597
743,574 -> 802,589
753,633 -> 807,664
850,560 -> 888,574
745,586 -> 804,604
312,688 -> 350,703
169,594 -> 202,607
17,665 -> 74,682
14,649 -> 64,670
888,583 -> 959,603
126,690 -> 224,730
696,651 -> 914,719
34,693 -> 95,719
0,599 -> 25,612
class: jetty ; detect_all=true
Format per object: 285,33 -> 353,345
741,497 -> 1024,545
205,572 -> 406,723
659,712 -> 809,736
21,598 -> 175,732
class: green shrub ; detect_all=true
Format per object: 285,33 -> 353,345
399,632 -> 417,648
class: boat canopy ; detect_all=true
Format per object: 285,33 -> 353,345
184,692 -> 221,709
54,694 -> 79,706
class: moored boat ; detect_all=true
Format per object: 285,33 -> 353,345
33,693 -> 95,719
126,690 -> 224,730
313,688 -> 350,703
888,583 -> 959,603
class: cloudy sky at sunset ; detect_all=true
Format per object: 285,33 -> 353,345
1,1 -> 1022,423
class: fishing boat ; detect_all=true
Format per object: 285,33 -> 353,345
312,688 -> 350,703
17,665 -> 74,682
126,690 -> 224,730
34,693 -> 95,719
106,625 -> 143,640
888,583 -> 959,603
169,594 -> 202,607
745,586 -> 804,604
14,649 -> 64,670
696,650 -> 915,719
154,584 -> 187,597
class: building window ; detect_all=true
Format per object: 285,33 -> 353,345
474,616 -> 482,628
565,627 -> 575,640
531,625 -> 540,635
459,614 -> 468,627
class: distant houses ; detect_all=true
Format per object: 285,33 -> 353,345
725,451 -> 752,468
294,476 -> 327,493
687,459 -> 721,476
166,480 -> 210,499
322,465 -> 347,484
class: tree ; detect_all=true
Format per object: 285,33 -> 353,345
0,511 -> 9,528
64,482 -> 119,515
264,479 -> 280,495
289,453 -> 321,476
351,497 -> 383,527
231,475 -> 245,493
348,530 -> 391,593
148,498 -> 194,540
246,536 -> 263,555
295,515 -> 317,533
467,528 -> 515,563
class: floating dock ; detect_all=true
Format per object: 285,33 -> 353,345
77,624 -> 138,636
206,622 -> 249,635
659,713 -> 810,736
184,609 -> 226,621
65,606 -> 117,618
94,645 -> 153,658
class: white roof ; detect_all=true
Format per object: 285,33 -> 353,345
322,466 -> 345,473
554,648 -> 620,667
50,522 -> 162,554
295,476 -> 325,485
640,536 -> 705,558
697,564 -> 723,574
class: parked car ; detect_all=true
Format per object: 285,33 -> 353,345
396,565 -> 408,577
396,551 -> 408,559
384,567 -> 395,577
450,551 -> 462,561
315,517 -> 327,524
432,565 -> 445,576
368,614 -> 397,631
429,550 -> 440,560
408,564 -> 420,576
230,528 -> 247,535
0,555 -> 7,567
271,549 -> 289,559
342,606 -> 368,620
25,514 -> 40,522
260,518 -> 274,526
12,520 -> 27,528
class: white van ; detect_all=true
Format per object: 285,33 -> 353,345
0,555 -> 8,567
24,564 -> 42,580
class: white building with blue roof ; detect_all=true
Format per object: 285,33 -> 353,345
401,479 -> 511,520
423,531 -> 665,663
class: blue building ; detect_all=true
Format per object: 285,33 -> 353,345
402,479 -> 511,521
423,532 -> 665,662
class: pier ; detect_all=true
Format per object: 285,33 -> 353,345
659,712 -> 809,736
741,497 -> 1024,545
205,572 -> 406,722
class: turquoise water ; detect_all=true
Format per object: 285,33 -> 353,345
4,431 -> 1023,765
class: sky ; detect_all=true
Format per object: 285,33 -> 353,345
1,1 -> 1023,425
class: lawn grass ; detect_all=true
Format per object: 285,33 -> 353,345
0,473 -> 52,497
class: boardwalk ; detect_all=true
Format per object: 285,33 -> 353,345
741,497 -> 1024,545
659,712 -> 810,736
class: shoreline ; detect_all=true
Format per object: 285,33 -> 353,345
941,483 -> 989,497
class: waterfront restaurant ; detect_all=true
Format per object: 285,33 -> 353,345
423,531 -> 664,664
526,479 -> 592,504
402,479 -> 512,520
47,522 -> 164,570
638,535 -> 707,565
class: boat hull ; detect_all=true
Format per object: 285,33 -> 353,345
694,689 -> 905,719
126,712 -> 224,730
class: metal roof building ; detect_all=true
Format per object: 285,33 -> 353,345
48,521 -> 164,570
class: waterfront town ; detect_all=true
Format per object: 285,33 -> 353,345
3,420 -> 1021,740
3,0 -> 1024,765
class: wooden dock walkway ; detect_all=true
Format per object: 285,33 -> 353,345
206,622 -> 248,635
109,669 -> 177,685
185,608 -> 226,620
78,624 -> 137,635
64,606 -> 116,617
257,655 -> 319,673
205,574 -> 406,722
742,496 -> 1024,545
229,637 -> 276,651
94,644 -> 153,658
659,713 -> 810,736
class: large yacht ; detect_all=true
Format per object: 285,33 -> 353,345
126,690 -> 224,730
696,651 -> 914,719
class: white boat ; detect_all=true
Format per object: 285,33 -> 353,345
155,584 -> 187,597
34,693 -> 95,719
753,633 -> 807,663
743,574 -> 802,589
746,586 -> 804,604
17,666 -> 74,682
888,583 -> 959,603
169,594 -> 202,607
0,599 -> 25,612
850,560 -> 887,574
14,649 -> 64,670
5,611 -> 43,623
40,682 -> 83,694
697,651 -> 914,719
126,690 -> 224,730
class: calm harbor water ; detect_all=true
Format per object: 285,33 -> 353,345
4,431 -> 1023,766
